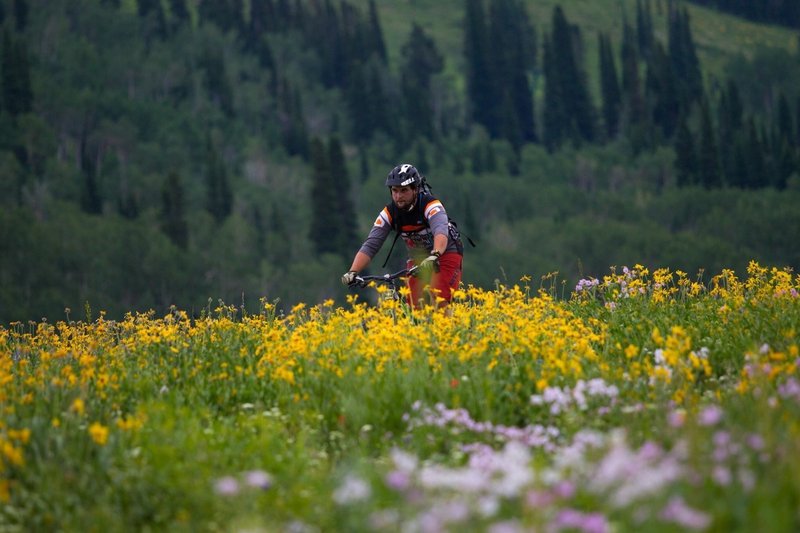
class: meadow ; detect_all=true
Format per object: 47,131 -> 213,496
1,262 -> 799,532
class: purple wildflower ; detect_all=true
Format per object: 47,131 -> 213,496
551,509 -> 609,533
660,496 -> 711,530
213,476 -> 240,496
385,470 -> 411,491
244,469 -> 273,490
698,405 -> 723,426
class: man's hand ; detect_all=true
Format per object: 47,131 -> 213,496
419,254 -> 440,273
341,271 -> 358,286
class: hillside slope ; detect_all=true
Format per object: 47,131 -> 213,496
376,0 -> 797,91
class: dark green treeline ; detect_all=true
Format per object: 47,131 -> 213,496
1,0 -> 799,323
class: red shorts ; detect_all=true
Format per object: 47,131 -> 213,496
407,252 -> 463,309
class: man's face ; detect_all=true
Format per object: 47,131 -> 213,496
390,185 -> 416,209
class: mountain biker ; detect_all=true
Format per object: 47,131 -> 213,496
341,163 -> 464,309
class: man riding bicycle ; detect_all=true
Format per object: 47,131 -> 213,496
341,163 -> 464,309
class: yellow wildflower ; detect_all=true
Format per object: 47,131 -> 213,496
88,422 -> 109,446
70,398 -> 85,416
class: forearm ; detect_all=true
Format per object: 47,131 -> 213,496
348,251 -> 372,273
432,234 -> 447,255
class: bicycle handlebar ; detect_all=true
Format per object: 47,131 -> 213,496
353,265 -> 419,287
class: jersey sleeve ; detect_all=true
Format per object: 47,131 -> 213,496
423,199 -> 449,237
357,207 -> 392,258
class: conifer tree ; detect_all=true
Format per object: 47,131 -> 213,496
668,7 -> 703,107
774,137 -> 794,190
201,46 -> 234,117
367,0 -> 387,63
267,205 -> 291,263
645,41 -> 679,140
598,33 -> 621,140
357,143 -> 370,182
488,0 -> 536,145
674,116 -> 697,187
462,193 -> 481,242
251,205 -> 266,256
698,98 -> 721,188
470,141 -> 485,174
169,0 -> 189,24
544,7 -> 595,146
399,23 -> 443,141
345,64 -> 371,142
365,59 -> 393,137
620,20 -> 646,132
13,0 -> 28,31
542,37 -> 566,151
744,117 -> 767,188
279,80 -> 309,158
80,165 -> 103,215
328,135 -> 358,254
199,0 -> 240,32
464,0 -> 496,135
79,126 -> 102,215
729,138 -> 749,189
314,0 -> 346,89
776,92 -> 794,145
796,95 -> 800,146
205,135 -> 233,223
346,57 -> 392,142
636,0 -> 654,58
308,137 -> 338,255
717,80 -> 743,184
160,171 -> 189,249
137,0 -> 160,18
117,189 -> 139,219
508,0 -> 537,143
485,141 -> 497,172
1,29 -> 33,117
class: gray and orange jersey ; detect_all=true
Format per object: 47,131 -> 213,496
357,194 -> 460,259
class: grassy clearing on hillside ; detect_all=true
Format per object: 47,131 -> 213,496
375,0 -> 797,97
1,262 -> 799,531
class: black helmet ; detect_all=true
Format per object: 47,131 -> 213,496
386,164 -> 422,188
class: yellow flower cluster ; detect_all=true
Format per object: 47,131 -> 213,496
249,285 -> 604,392
0,262 -> 797,504
0,425 -> 29,502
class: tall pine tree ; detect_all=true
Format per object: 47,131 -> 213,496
620,20 -> 646,138
668,6 -> 703,108
598,32 -> 621,140
674,115 -> 697,187
464,0 -> 496,135
717,80 -> 744,185
205,135 -> 233,223
366,0 -> 387,64
1,29 -> 33,117
544,7 -> 595,147
160,171 -> 189,249
399,23 -> 444,141
488,0 -> 537,146
645,42 -> 680,141
636,0 -> 654,58
308,137 -> 338,255
698,98 -> 721,188
542,36 -> 566,150
328,135 -> 358,255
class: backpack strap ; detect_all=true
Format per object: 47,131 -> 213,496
381,231 -> 401,268
381,201 -> 402,268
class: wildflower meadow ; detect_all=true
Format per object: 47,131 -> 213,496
1,262 -> 799,532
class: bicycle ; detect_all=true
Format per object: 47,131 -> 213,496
351,265 -> 420,302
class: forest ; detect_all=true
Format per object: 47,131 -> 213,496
0,0 -> 799,323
